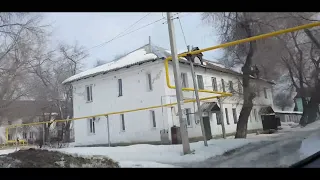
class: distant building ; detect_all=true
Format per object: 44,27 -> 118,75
0,100 -> 74,144
63,43 -> 275,146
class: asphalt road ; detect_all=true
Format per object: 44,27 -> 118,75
179,127 -> 320,168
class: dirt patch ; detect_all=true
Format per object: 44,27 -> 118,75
0,148 -> 119,168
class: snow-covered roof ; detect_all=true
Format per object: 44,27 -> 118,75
63,45 -> 159,84
62,43 -> 273,85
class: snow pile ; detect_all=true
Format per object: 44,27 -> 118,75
63,48 -> 158,84
55,138 -> 258,167
0,148 -> 18,155
0,127 -> 5,144
206,61 -> 226,68
0,149 -> 119,168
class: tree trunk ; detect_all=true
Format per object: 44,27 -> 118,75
63,121 -> 71,143
234,18 -> 256,139
299,96 -> 309,126
235,74 -> 254,138
307,97 -> 318,124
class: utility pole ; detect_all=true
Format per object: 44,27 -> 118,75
218,97 -> 226,138
187,45 -> 208,146
166,12 -> 191,155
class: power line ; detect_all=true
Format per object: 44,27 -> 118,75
177,14 -> 188,49
86,13 -> 186,53
87,13 -> 152,51
115,13 -> 151,39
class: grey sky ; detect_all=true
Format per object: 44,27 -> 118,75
44,12 -> 223,70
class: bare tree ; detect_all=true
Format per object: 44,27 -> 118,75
260,12 -> 320,125
0,13 -> 48,125
202,13 -> 276,138
93,59 -> 107,67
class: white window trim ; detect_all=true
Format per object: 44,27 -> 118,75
146,73 -> 153,91
197,75 -> 204,90
118,79 -> 123,97
85,84 -> 93,103
232,108 -> 237,124
150,110 -> 156,129
120,114 -> 125,132
181,72 -> 188,88
88,117 -> 96,135
221,79 -> 226,92
212,77 -> 217,91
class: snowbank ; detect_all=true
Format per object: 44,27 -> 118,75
0,148 -> 18,155
56,138 -> 259,167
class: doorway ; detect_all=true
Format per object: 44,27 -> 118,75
203,116 -> 212,140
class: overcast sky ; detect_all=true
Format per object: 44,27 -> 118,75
44,12 -> 223,70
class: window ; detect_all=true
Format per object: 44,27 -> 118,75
264,88 -> 268,99
229,81 -> 234,92
197,75 -> 204,90
147,73 -> 153,91
238,81 -> 242,94
118,79 -> 123,96
225,108 -> 230,125
185,108 -> 192,127
221,79 -> 226,92
257,88 -> 260,97
216,113 -> 222,125
150,110 -> 156,128
254,109 -> 258,121
23,132 -> 27,139
86,85 -> 93,102
29,132 -> 33,139
181,73 -> 188,88
211,77 -> 217,91
88,117 -> 95,134
232,108 -> 237,124
120,114 -> 125,131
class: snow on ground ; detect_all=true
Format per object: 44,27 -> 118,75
1,120 -> 319,167
0,148 -> 18,155
299,130 -> 320,159
56,138 -> 259,168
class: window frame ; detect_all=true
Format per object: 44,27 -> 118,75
118,79 -> 123,97
225,108 -> 230,125
185,108 -> 192,127
150,110 -> 156,128
88,117 -> 96,134
147,73 -> 153,91
221,79 -> 226,92
181,72 -> 188,88
197,75 -> 204,90
120,114 -> 125,132
212,77 -> 217,91
85,84 -> 93,102
229,80 -> 234,92
232,108 -> 237,124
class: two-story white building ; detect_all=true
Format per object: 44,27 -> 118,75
62,43 -> 275,146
